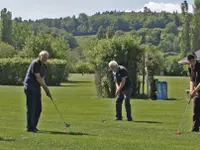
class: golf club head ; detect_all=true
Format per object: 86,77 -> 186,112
65,123 -> 70,127
101,119 -> 106,122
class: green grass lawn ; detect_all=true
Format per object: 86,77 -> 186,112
0,74 -> 198,150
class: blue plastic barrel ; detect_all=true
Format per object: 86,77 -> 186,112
156,81 -> 168,100
162,81 -> 168,100
156,81 -> 162,100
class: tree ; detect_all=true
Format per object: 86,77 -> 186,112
180,0 -> 191,57
84,35 -> 143,97
194,0 -> 200,10
191,0 -> 200,51
30,9 -> 183,37
0,42 -> 16,58
33,24 -> 78,48
106,26 -> 115,39
174,12 -> 181,27
20,33 -> 69,59
165,56 -> 185,76
144,7 -> 151,13
14,17 -> 22,22
77,13 -> 89,33
114,30 -> 125,37
173,36 -> 181,53
12,21 -> 34,50
159,34 -> 175,53
97,26 -> 106,39
145,29 -> 161,46
142,44 -> 164,99
1,8 -> 12,45
64,15 -> 79,33
165,22 -> 178,35
114,18 -> 130,31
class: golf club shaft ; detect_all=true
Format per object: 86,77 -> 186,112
51,98 -> 66,124
177,99 -> 191,131
103,98 -> 115,121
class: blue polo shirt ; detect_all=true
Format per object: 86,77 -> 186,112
24,59 -> 47,92
113,65 -> 132,90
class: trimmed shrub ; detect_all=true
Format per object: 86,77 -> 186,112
0,42 -> 17,58
69,59 -> 94,74
0,58 -> 68,85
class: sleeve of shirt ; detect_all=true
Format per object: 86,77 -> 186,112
188,67 -> 191,76
121,68 -> 128,78
113,76 -> 117,83
44,65 -> 48,78
32,62 -> 41,74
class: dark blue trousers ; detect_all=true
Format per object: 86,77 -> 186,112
116,87 -> 132,120
193,96 -> 200,130
24,89 -> 42,130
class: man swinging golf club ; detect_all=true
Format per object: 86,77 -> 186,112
23,51 -> 52,132
109,60 -> 133,121
187,52 -> 200,132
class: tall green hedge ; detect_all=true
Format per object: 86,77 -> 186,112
0,58 -> 68,85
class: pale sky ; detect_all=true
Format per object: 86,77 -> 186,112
0,0 -> 193,20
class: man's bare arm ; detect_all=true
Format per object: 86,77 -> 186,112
116,83 -> 119,89
190,81 -> 195,92
34,73 -> 49,93
118,77 -> 126,90
193,82 -> 200,93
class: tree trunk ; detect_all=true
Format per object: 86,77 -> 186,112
142,55 -> 145,95
147,76 -> 156,100
94,68 -> 102,97
145,53 -> 156,100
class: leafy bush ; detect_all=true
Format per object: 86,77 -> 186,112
164,56 -> 186,76
74,61 -> 93,73
142,44 -> 164,75
0,42 -> 17,58
0,58 -> 68,85
18,33 -> 70,60
75,61 -> 93,73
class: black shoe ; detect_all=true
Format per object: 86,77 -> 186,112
27,128 -> 34,132
115,118 -> 122,121
33,128 -> 40,133
190,128 -> 199,132
127,118 -> 133,121
27,128 -> 40,133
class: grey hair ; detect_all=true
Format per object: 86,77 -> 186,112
109,60 -> 118,67
39,51 -> 49,57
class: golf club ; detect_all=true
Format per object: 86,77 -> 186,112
176,98 -> 191,134
101,98 -> 115,122
50,97 -> 71,128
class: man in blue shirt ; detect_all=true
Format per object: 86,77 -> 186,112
24,51 -> 52,132
109,60 -> 133,121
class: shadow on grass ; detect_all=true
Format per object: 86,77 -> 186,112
133,120 -> 163,124
58,84 -> 80,87
67,80 -> 92,84
166,98 -> 177,101
0,137 -> 15,142
38,130 -> 94,136
49,80 -> 93,87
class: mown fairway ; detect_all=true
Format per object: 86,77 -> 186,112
0,74 -> 199,150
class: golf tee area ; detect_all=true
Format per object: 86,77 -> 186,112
0,74 -> 198,150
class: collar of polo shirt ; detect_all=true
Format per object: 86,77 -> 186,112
113,66 -> 119,74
